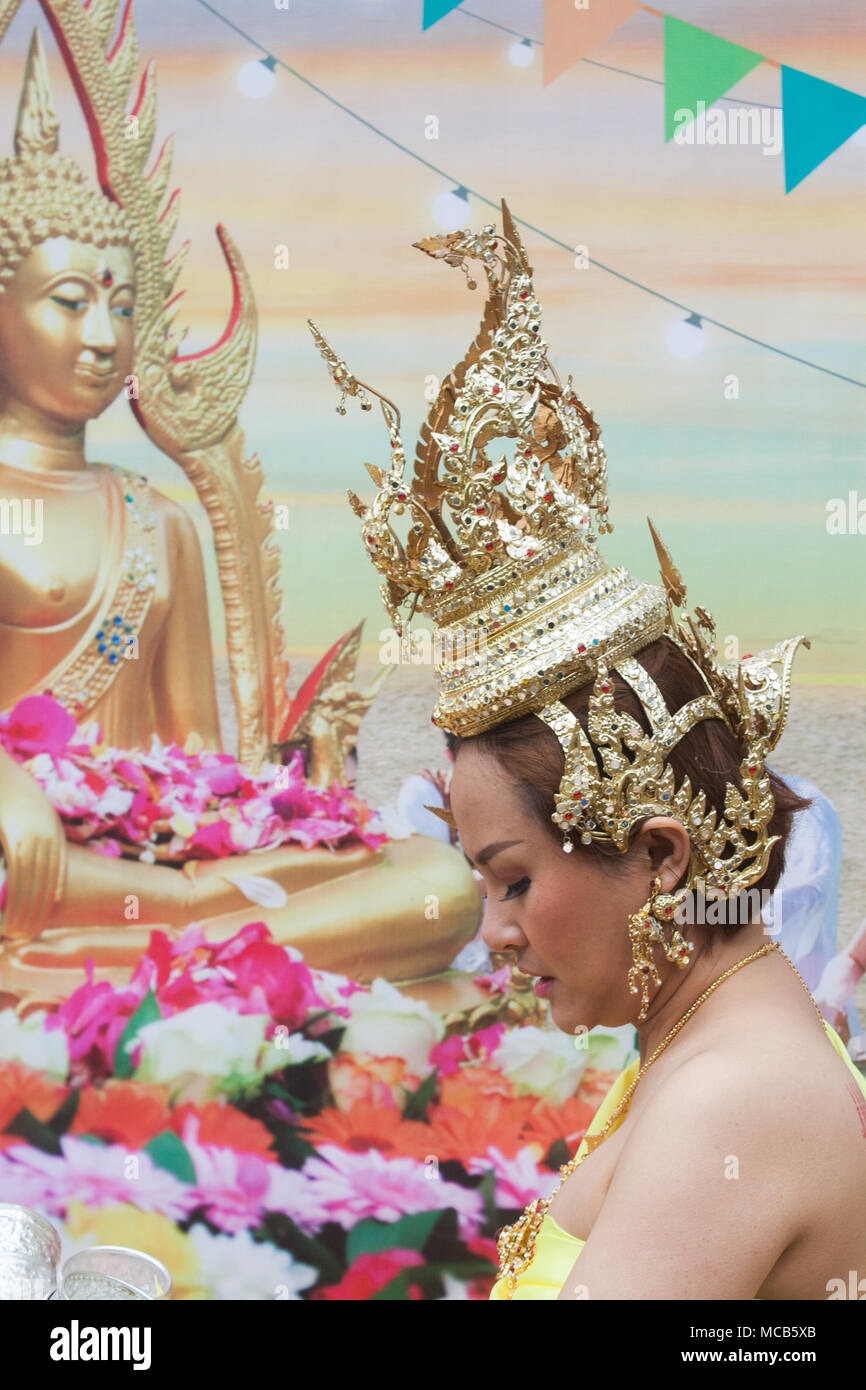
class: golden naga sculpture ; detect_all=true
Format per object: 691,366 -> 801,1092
0,2 -> 482,1011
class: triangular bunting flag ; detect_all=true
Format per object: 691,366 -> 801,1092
543,0 -> 642,88
664,15 -> 765,141
782,66 -> 866,191
423,0 -> 463,29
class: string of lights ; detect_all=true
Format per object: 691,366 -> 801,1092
192,0 -> 865,390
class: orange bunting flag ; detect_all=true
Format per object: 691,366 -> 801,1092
543,0 -> 644,88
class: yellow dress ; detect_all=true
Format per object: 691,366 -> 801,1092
489,1019 -> 866,1300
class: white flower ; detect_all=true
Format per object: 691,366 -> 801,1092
584,1025 -> 637,1073
0,1009 -> 69,1081
491,1025 -> 587,1105
188,1226 -> 318,1300
259,1032 -> 331,1075
340,978 -> 445,1076
93,784 -> 135,818
437,1275 -> 472,1301
133,1003 -> 269,1101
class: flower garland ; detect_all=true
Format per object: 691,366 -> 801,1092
0,922 -> 635,1300
0,696 -> 387,878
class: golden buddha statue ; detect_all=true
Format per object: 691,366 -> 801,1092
0,16 -> 481,1011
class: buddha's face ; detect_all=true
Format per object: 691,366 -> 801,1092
0,237 -> 135,426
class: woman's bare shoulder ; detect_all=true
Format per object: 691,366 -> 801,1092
634,1010 -> 863,1175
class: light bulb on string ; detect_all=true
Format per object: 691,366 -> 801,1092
509,38 -> 534,68
432,185 -> 470,232
666,311 -> 704,359
238,55 -> 277,100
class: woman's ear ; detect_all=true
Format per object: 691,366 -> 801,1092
639,817 -> 692,890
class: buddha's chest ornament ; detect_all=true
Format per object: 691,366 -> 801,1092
42,468 -> 159,721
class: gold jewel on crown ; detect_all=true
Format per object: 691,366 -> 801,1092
309,198 -> 810,902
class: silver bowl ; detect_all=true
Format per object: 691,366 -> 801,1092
58,1246 -> 172,1301
0,1204 -> 61,1300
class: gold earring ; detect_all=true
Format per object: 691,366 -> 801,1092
627,876 -> 694,1021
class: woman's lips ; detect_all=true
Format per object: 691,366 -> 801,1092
534,976 -> 555,998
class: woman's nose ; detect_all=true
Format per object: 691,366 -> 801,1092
479,892 -> 524,956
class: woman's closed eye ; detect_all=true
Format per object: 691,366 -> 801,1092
501,877 -> 530,901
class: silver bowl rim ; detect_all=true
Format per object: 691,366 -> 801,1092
61,1245 -> 172,1297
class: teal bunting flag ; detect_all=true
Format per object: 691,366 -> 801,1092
782,66 -> 866,191
423,0 -> 463,29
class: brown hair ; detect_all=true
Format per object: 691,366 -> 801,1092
444,635 -> 811,938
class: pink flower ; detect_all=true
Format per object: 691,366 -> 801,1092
215,935 -> 327,1029
45,965 -> 148,1076
198,754 -> 243,797
429,1022 -> 506,1076
473,965 -> 513,995
466,1145 -> 559,1210
468,1022 -> 506,1060
428,1034 -> 466,1077
180,1115 -> 275,1233
0,695 -> 76,755
0,1139 -> 197,1220
186,820 -> 243,858
294,1144 -> 484,1240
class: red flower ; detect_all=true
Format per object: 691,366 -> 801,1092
311,1249 -> 426,1300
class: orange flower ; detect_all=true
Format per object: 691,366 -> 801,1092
426,1096 -> 538,1164
519,1095 -> 596,1161
327,1054 -> 414,1112
70,1081 -> 172,1149
575,1067 -> 622,1107
0,1061 -> 69,1148
438,1063 -> 517,1111
170,1101 -> 277,1160
298,1101 -> 433,1159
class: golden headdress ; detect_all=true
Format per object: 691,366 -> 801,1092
308,199 -> 809,905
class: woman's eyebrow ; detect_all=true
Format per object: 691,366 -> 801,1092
469,839 -> 523,867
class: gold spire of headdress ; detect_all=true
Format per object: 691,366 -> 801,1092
309,199 -> 810,903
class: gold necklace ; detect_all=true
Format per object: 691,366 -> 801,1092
495,940 -> 827,1298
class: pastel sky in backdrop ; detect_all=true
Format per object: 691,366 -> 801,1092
0,0 -> 863,677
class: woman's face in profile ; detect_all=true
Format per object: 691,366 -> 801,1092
449,740 -> 669,1035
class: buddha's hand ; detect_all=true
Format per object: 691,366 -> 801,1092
0,748 -> 67,938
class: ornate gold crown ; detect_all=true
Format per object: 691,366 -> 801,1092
309,199 -> 809,902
